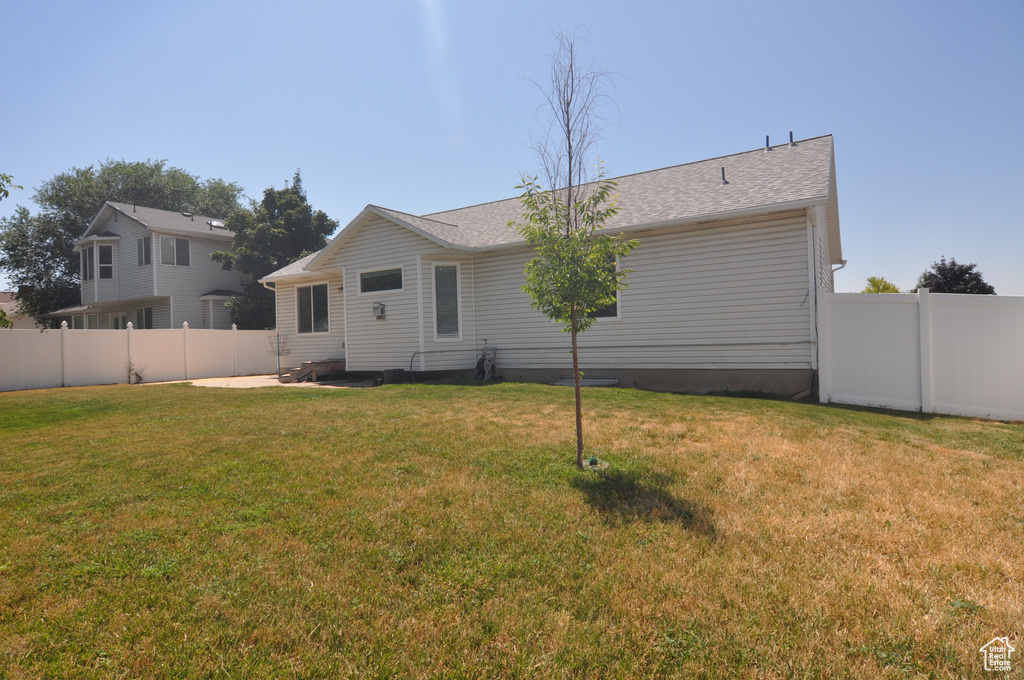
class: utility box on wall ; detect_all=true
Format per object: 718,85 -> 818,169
373,302 -> 385,319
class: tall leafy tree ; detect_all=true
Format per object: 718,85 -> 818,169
0,159 -> 243,323
212,171 -> 337,330
512,31 -> 638,469
862,276 -> 902,293
915,256 -> 996,295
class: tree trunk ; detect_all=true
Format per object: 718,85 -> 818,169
571,327 -> 584,468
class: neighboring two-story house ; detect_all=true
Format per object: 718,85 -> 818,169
48,202 -> 245,329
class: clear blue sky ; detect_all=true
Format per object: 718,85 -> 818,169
3,0 -> 1022,294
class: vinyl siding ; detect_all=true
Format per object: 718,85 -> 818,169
79,213 -> 155,304
203,299 -> 234,330
116,218 -> 156,301
154,233 -> 244,329
273,277 -> 345,366
813,205 -> 834,293
418,257 -> 478,370
473,211 -> 814,371
323,217 -> 456,371
272,210 -> 816,374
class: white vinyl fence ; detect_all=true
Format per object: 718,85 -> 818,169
0,323 -> 279,392
819,289 -> 1024,421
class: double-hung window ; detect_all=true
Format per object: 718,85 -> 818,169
98,245 -> 113,279
160,236 -> 190,266
433,264 -> 460,339
297,283 -> 329,334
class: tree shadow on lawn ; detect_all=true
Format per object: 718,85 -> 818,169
570,468 -> 715,537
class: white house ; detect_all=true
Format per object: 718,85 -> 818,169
48,202 -> 245,330
260,134 -> 844,394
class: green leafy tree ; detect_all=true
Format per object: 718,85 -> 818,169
0,173 -> 23,201
0,307 -> 12,329
915,256 -> 995,295
513,31 -> 637,469
862,276 -> 901,293
212,171 -> 337,329
0,159 -> 243,323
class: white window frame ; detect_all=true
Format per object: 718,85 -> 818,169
432,262 -> 462,341
357,266 -> 404,295
160,235 -> 191,267
98,244 -> 114,280
296,281 -> 331,334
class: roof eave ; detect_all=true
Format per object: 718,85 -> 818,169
475,196 -> 829,253
82,202 -> 149,238
306,205 -> 459,273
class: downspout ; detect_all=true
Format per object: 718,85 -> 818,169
805,212 -> 819,371
261,281 -> 278,332
341,269 -> 350,367
416,255 -> 426,371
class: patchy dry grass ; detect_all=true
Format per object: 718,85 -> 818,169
0,382 -> 1021,678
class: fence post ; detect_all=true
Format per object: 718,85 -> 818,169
126,321 -> 134,384
232,323 -> 238,377
60,321 -> 68,387
182,321 -> 189,380
918,288 -> 934,413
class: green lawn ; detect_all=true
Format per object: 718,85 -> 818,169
1,382 -> 1021,678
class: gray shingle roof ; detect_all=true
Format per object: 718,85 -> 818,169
263,135 -> 837,280
86,202 -> 235,240
265,250 -> 321,279
424,135 -> 835,248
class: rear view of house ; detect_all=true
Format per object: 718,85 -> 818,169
262,134 -> 844,395
48,203 -> 245,330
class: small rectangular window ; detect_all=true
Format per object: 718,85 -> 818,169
297,284 -> 329,333
359,268 -> 403,293
137,236 -> 151,266
99,245 -> 113,279
434,264 -> 460,338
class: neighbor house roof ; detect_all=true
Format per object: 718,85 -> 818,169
80,202 -> 235,243
262,135 -> 841,282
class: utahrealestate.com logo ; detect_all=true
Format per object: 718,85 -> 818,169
980,637 -> 1015,672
